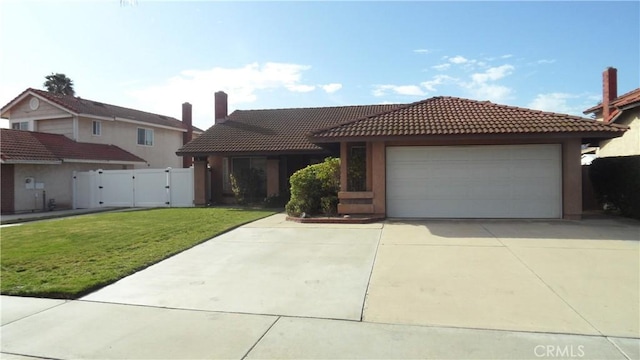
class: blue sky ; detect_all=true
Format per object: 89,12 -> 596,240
1,1 -> 638,131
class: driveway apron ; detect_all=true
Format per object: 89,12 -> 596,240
83,215 -> 382,321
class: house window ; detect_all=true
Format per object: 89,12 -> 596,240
223,157 -> 267,199
137,128 -> 153,146
222,157 -> 231,193
348,144 -> 367,191
92,120 -> 101,136
11,121 -> 28,130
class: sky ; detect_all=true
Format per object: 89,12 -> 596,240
1,1 -> 639,131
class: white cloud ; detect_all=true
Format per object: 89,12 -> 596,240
413,49 -> 432,54
373,84 -> 426,97
287,84 -> 316,92
470,84 -> 513,102
126,62 -> 315,130
321,83 -> 342,93
420,75 -> 455,92
528,92 -> 580,114
449,55 -> 469,64
432,63 -> 451,71
537,59 -> 556,64
470,64 -> 514,84
501,54 -> 513,59
462,65 -> 515,102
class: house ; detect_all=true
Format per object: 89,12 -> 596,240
177,92 -> 625,219
1,88 -> 203,169
583,67 -> 640,157
1,88 -> 204,214
1,129 -> 145,213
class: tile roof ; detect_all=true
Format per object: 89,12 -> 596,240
583,88 -> 640,114
177,104 -> 400,155
1,129 -> 146,164
1,88 -> 203,132
310,97 -> 626,140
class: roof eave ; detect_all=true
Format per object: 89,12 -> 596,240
62,158 -> 147,165
176,149 -> 331,157
1,159 -> 63,165
308,131 -> 627,144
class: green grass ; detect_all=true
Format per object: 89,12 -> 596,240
0,208 -> 274,299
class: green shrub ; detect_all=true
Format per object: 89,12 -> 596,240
589,155 -> 640,219
286,157 -> 340,216
320,195 -> 339,216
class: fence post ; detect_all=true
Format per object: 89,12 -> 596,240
97,169 -> 104,207
165,167 -> 172,207
72,171 -> 78,209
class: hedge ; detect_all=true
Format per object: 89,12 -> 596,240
285,157 -> 340,217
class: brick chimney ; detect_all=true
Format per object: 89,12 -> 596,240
602,67 -> 618,122
182,102 -> 193,168
215,91 -> 228,124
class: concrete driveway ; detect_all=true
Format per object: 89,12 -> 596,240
364,218 -> 640,338
2,214 -> 639,359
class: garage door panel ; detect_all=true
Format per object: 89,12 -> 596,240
386,145 -> 561,218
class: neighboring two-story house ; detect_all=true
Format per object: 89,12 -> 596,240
583,67 -> 640,157
1,88 -> 202,214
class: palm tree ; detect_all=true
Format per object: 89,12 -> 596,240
43,73 -> 75,96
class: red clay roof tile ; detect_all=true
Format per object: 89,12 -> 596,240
583,88 -> 640,114
1,88 -> 203,132
310,97 -> 626,139
177,104 -> 400,155
1,129 -> 145,164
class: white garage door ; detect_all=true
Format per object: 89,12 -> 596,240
386,145 -> 561,218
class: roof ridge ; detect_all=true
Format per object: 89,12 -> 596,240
614,87 -> 640,101
459,96 -> 597,122
234,102 -> 404,113
29,88 -> 181,121
308,97 -> 437,136
30,88 -> 81,113
583,86 -> 640,114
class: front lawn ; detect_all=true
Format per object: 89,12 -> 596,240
0,208 -> 274,298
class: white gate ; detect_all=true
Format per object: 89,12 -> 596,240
73,168 -> 194,209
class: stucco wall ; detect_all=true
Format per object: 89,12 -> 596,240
597,110 -> 640,157
36,118 -> 74,138
75,116 -> 184,169
8,95 -> 68,120
7,96 -> 70,132
12,163 -> 126,213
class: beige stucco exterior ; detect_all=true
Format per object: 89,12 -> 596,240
5,95 -> 188,169
596,110 -> 640,157
11,162 -> 127,213
75,116 -> 184,168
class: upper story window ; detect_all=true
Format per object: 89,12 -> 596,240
92,120 -> 101,136
11,121 -> 29,130
137,128 -> 154,146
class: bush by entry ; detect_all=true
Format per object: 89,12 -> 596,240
0,208 -> 274,299
285,157 -> 340,217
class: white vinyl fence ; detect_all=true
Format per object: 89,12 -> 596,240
73,168 -> 194,209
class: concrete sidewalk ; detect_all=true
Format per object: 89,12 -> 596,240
1,296 -> 637,360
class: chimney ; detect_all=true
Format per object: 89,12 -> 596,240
214,91 -> 228,124
182,102 -> 193,168
602,67 -> 618,122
